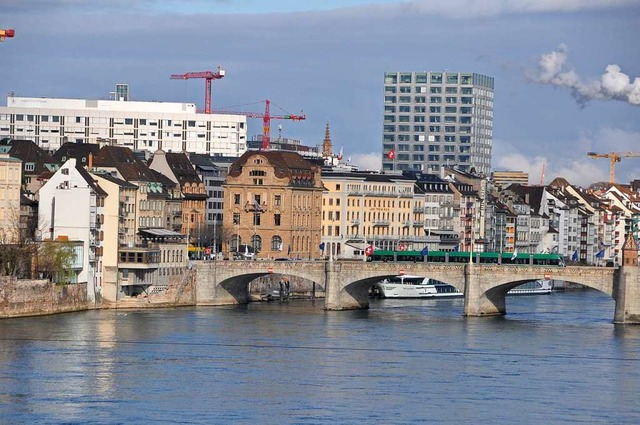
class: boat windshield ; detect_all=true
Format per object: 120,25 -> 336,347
391,276 -> 427,285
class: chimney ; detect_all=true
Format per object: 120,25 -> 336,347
88,152 -> 93,169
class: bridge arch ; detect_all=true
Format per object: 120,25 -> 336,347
194,261 -> 327,306
193,260 -> 640,324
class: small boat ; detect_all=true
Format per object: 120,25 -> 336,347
374,275 -> 462,299
508,280 -> 556,295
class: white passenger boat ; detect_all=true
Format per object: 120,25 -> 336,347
508,280 -> 556,295
374,275 -> 462,299
374,276 -> 556,299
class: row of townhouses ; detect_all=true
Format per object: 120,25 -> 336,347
0,136 -> 639,304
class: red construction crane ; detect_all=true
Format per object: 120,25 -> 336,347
0,28 -> 15,42
214,99 -> 306,150
170,66 -> 225,114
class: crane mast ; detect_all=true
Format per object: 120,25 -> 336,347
170,67 -> 225,114
214,99 -> 306,150
587,151 -> 640,184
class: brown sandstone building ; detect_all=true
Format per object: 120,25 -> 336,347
222,151 -> 323,259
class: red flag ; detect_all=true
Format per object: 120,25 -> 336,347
364,245 -> 374,256
387,149 -> 395,160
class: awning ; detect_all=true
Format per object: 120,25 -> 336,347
140,228 -> 184,237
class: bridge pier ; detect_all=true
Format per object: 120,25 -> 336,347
463,264 -> 506,317
614,266 -> 640,324
324,261 -> 370,310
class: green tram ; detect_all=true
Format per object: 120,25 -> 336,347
368,249 -> 565,266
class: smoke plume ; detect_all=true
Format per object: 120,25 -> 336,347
528,44 -> 640,106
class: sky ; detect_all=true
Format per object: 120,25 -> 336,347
1,0 -> 639,186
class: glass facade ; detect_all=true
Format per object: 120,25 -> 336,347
381,71 -> 494,175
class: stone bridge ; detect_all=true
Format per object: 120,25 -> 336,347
193,259 -> 640,324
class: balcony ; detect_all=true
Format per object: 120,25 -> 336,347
402,220 -> 411,227
372,220 -> 390,227
413,220 -> 424,227
244,201 -> 267,212
350,219 -> 360,226
413,206 -> 424,213
118,247 -> 161,270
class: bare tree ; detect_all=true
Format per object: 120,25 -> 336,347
0,207 -> 38,278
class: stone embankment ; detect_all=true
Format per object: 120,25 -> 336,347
0,277 -> 91,318
1,268 -> 199,319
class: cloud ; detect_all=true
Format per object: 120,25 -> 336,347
493,128 -> 640,186
350,152 -> 382,172
527,44 -> 640,106
372,0 -> 640,18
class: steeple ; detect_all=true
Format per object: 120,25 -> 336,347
322,122 -> 333,158
622,233 -> 638,266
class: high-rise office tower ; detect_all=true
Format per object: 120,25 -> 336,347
381,71 -> 494,176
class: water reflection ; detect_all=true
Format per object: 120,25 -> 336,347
1,291 -> 639,424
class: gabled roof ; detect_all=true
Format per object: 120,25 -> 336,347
164,152 -> 202,186
94,145 -> 159,183
504,184 -> 545,214
150,169 -> 178,187
1,139 -> 60,175
53,142 -> 101,164
93,172 -> 138,189
75,163 -> 108,197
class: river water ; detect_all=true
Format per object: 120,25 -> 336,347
1,289 -> 639,424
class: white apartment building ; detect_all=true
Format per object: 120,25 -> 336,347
0,95 -> 248,156
38,159 -> 106,302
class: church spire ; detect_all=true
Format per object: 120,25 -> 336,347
622,233 -> 638,266
322,122 -> 333,158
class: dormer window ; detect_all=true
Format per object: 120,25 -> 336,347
24,163 -> 35,172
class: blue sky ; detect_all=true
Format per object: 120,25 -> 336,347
2,0 -> 639,186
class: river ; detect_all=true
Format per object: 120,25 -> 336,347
1,289 -> 639,424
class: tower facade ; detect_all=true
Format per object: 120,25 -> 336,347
322,122 -> 333,158
381,71 -> 494,176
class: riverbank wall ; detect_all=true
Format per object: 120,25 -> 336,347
0,277 -> 91,318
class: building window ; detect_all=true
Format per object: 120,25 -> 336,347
233,213 -> 240,225
234,194 -> 240,205
274,195 -> 281,207
253,213 -> 261,226
271,235 -> 283,251
230,236 -> 240,252
274,213 -> 281,226
252,235 -> 262,253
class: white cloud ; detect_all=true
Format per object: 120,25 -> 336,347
350,152 -> 382,171
375,0 -> 640,18
527,44 -> 640,106
493,128 -> 640,186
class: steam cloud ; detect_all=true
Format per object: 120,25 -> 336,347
528,44 -> 640,106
